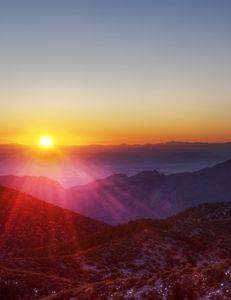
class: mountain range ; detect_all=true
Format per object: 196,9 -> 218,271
1,159 -> 231,224
1,142 -> 231,186
0,185 -> 230,299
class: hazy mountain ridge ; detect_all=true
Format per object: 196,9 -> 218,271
1,159 -> 231,224
1,142 -> 231,186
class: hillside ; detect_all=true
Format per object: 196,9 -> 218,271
0,186 -> 109,254
0,202 -> 230,299
0,175 -> 67,208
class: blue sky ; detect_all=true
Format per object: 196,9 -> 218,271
0,0 -> 231,144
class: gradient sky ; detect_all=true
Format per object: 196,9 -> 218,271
1,0 -> 231,145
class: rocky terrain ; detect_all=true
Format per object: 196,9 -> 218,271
0,187 -> 230,299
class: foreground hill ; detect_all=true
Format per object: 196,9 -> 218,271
0,202 -> 230,299
1,159 -> 231,224
0,186 -> 109,253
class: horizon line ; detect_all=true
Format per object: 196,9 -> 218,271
1,140 -> 231,147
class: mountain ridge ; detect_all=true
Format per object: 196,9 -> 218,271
1,158 -> 231,224
0,186 -> 109,254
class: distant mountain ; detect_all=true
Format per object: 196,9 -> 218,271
68,159 -> 231,223
68,170 -> 165,224
0,171 -> 165,224
0,202 -> 230,299
1,142 -> 231,186
70,160 -> 231,221
1,159 -> 231,224
0,186 -> 109,253
149,159 -> 231,216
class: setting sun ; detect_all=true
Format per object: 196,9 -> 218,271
39,136 -> 54,148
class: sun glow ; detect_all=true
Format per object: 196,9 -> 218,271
39,136 -> 54,148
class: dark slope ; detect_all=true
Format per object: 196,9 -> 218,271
0,202 -> 230,299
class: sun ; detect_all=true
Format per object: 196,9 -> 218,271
39,136 -> 54,148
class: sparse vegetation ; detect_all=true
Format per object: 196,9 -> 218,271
0,187 -> 230,299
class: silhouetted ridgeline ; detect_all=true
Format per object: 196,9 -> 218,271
1,159 -> 231,224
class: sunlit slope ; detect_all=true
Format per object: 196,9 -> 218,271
0,186 -> 109,252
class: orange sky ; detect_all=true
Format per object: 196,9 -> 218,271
1,1 -> 231,145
